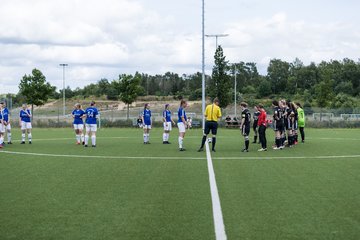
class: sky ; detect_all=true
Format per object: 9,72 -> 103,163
1,0 -> 360,94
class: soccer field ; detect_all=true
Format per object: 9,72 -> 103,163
0,128 -> 359,240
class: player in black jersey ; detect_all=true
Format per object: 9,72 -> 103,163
279,100 -> 287,148
286,101 -> 295,147
272,100 -> 283,150
252,106 -> 260,144
240,102 -> 251,152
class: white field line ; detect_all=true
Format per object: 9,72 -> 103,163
212,155 -> 360,160
205,142 -> 227,240
0,150 -> 205,160
1,149 -> 359,161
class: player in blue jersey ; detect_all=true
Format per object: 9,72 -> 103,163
177,100 -> 188,151
0,102 -> 4,148
84,101 -> 99,147
162,104 -> 175,144
19,103 -> 32,144
72,103 -> 86,145
2,102 -> 12,144
142,103 -> 152,144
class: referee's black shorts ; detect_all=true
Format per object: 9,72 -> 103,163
204,121 -> 218,135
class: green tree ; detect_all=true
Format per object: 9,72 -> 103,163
208,45 -> 231,108
118,72 -> 144,119
267,59 -> 290,94
18,68 -> 53,117
257,78 -> 272,98
315,78 -> 334,120
97,78 -> 110,97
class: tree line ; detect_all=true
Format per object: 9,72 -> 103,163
6,46 -> 360,114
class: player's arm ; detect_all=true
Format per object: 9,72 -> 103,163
240,114 -> 245,128
274,110 -> 279,120
217,108 -> 222,121
181,117 -> 186,126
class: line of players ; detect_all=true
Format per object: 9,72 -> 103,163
0,102 -> 35,146
239,99 -> 306,152
1,99 -> 305,152
0,101 -> 99,148
141,100 -> 189,151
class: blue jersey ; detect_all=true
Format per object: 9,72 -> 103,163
143,109 -> 152,125
85,107 -> 99,124
178,107 -> 187,123
2,108 -> 9,122
163,110 -> 172,122
20,109 -> 31,122
72,109 -> 85,124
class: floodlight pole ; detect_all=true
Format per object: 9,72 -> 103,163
201,0 -> 205,130
205,34 -> 229,49
59,63 -> 68,116
234,65 -> 237,117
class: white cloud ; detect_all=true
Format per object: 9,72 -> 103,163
1,0 -> 360,94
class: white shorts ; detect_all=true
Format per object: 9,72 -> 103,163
6,123 -> 11,130
21,121 -> 32,130
177,122 -> 186,133
143,125 -> 152,130
73,124 -> 84,130
86,124 -> 97,132
163,122 -> 172,131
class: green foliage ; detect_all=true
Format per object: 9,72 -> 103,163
13,58 -> 360,111
334,81 -> 353,95
118,72 -> 144,119
189,88 -> 202,101
315,78 -> 334,108
208,45 -> 231,108
257,79 -> 272,98
242,85 -> 256,94
267,59 -> 290,94
18,68 -> 54,108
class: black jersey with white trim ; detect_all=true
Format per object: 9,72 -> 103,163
242,109 -> 251,127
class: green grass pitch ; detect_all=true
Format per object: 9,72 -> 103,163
0,128 -> 359,240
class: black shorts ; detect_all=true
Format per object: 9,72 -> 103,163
204,121 -> 218,135
274,120 -> 284,132
287,119 -> 298,130
241,125 -> 250,136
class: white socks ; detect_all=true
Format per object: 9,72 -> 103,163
76,134 -> 80,143
144,133 -> 150,143
0,136 -> 3,145
178,137 -> 183,148
163,133 -> 170,142
81,134 -> 84,143
84,134 -> 95,146
85,135 -> 89,145
28,134 -> 32,142
22,133 -> 25,142
7,132 -> 11,142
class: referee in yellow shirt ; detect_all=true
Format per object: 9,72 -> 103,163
198,98 -> 222,152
